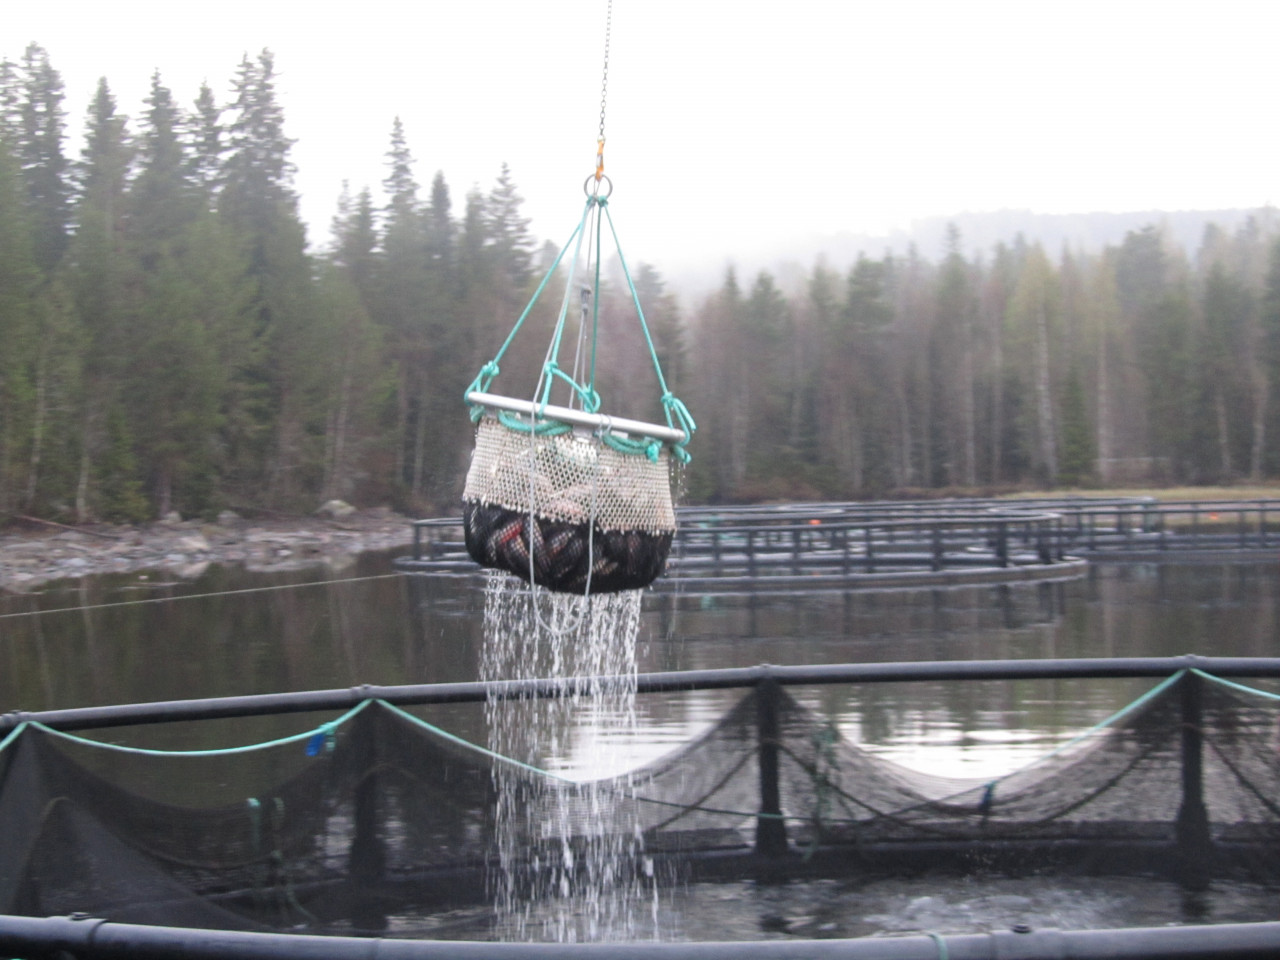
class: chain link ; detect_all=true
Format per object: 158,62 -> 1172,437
598,0 -> 612,142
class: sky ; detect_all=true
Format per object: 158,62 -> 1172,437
7,0 -> 1280,278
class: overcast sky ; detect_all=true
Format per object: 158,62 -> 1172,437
7,0 -> 1279,274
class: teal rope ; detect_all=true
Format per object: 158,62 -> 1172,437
978,669 -> 1187,806
1192,669 -> 1280,701
0,721 -> 27,755
601,202 -> 696,462
465,197 -> 594,407
538,361 -> 601,415
376,699 -> 577,783
466,193 -> 694,463
26,700 -> 372,757
589,197 -> 602,395
496,410 -> 572,437
538,198 -> 597,411
0,672 -> 1194,833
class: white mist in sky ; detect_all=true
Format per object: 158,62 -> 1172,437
7,0 -> 1278,273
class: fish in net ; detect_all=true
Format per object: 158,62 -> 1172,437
461,416 -> 676,594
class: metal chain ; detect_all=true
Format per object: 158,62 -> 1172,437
598,0 -> 612,142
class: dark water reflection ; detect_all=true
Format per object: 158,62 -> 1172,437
4,556 -> 1280,937
3,557 -> 1278,778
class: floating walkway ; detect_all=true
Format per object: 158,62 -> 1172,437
395,497 -> 1280,590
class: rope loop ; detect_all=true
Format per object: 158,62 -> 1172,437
465,362 -> 501,421
539,361 -> 601,414
497,410 -> 571,437
661,391 -> 697,462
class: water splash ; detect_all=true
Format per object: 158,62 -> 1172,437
480,571 -> 657,942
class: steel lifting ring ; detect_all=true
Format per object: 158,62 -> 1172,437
584,174 -> 613,199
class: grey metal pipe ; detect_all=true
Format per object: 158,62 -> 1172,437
6,656 -> 1280,734
4,914 -> 1280,960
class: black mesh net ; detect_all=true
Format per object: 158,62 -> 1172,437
4,675 -> 1280,935
463,500 -> 673,594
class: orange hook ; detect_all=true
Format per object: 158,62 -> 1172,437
595,137 -> 605,181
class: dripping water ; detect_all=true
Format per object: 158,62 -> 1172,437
480,571 -> 658,942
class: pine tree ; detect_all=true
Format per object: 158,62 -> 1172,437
1006,245 -> 1061,485
64,78 -> 138,519
14,44 -> 71,273
330,182 -> 377,293
933,225 -> 978,486
125,72 -> 240,517
0,134 -> 42,515
374,120 -> 428,502
485,163 -> 534,294
187,81 -> 223,200
219,49 -> 315,507
1057,367 -> 1096,486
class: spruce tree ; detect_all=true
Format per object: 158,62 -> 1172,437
0,134 -> 41,515
219,49 -> 314,507
14,44 -> 71,274
64,78 -> 140,519
187,81 -> 223,201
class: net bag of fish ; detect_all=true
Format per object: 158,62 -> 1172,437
462,415 -> 676,594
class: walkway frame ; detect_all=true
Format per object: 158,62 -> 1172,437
396,498 -> 1280,588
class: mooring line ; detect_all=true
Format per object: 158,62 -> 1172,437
0,572 -> 403,621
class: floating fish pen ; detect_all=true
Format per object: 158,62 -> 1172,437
401,496 -> 1280,591
6,655 -> 1280,958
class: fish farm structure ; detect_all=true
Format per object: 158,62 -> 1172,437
7,654 -> 1280,958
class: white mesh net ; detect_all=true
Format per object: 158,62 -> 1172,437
463,415 -> 676,535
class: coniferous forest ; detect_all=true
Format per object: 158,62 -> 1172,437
3,45 -> 1280,523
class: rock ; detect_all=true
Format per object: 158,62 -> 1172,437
0,509 -> 414,591
217,510 -> 242,526
316,499 -> 357,519
161,511 -> 183,526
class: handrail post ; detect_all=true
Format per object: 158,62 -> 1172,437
755,675 -> 788,857
1175,670 -> 1211,889
996,521 -> 1009,568
931,526 -> 943,572
864,526 -> 875,573
412,522 -> 423,562
348,705 -> 387,929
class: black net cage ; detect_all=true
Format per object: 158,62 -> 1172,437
4,671 -> 1280,936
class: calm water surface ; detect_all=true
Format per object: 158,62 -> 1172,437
3,555 -> 1280,937
5,556 -> 1277,775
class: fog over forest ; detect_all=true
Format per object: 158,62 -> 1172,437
2,44 -> 1279,526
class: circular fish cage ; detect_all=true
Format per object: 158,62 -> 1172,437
5,656 -> 1280,957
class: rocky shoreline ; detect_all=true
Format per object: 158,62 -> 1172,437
0,506 -> 419,592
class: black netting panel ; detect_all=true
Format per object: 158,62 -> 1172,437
0,703 -> 502,931
6,676 -> 1280,934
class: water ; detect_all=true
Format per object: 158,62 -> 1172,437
479,572 -> 651,941
3,555 -> 1280,937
